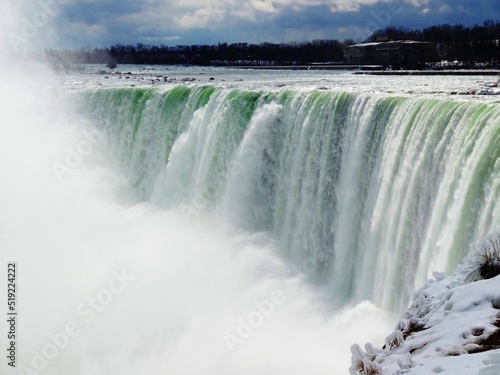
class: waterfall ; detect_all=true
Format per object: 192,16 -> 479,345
79,86 -> 500,310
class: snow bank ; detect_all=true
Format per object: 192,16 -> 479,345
351,234 -> 500,375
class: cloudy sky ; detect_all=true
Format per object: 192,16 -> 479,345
1,0 -> 499,51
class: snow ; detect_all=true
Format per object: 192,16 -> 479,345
477,88 -> 500,95
351,234 -> 500,375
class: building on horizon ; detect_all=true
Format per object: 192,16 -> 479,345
343,40 -> 436,69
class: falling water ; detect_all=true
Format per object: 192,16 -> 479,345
80,86 -> 500,310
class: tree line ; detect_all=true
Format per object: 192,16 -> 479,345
44,20 -> 500,69
367,20 -> 500,65
45,39 -> 348,68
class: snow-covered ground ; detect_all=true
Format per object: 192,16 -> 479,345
351,234 -> 500,375
51,64 -> 500,103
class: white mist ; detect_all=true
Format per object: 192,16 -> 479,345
0,61 -> 394,375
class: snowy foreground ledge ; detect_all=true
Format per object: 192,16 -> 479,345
351,234 -> 500,375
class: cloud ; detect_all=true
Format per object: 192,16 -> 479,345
175,3 -> 228,29
438,4 -> 453,13
117,0 -> 392,31
142,36 -> 181,43
164,0 -> 279,28
329,4 -> 361,12
6,0 -> 498,49
252,0 -> 278,13
66,22 -> 107,39
403,0 -> 430,6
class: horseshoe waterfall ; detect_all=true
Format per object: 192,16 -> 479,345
80,86 -> 500,311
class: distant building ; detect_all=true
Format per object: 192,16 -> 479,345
343,40 -> 436,69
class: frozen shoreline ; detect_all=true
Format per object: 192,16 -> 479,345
351,235 -> 500,375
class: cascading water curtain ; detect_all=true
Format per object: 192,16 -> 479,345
80,87 -> 500,310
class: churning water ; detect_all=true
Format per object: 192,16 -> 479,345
1,62 -> 500,374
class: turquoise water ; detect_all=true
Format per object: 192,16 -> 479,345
79,86 -> 500,310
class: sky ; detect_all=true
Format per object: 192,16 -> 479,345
1,0 -> 499,52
